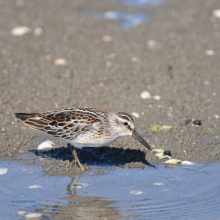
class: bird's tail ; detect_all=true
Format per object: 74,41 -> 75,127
15,113 -> 48,131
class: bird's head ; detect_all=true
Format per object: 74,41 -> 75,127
109,112 -> 152,151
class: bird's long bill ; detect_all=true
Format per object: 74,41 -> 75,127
132,129 -> 152,151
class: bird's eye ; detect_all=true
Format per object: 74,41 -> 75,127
124,122 -> 128,126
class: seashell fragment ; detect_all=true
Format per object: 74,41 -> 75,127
25,213 -> 42,218
33,27 -> 43,36
206,50 -> 215,56
131,112 -> 140,118
11,26 -> 31,36
153,95 -> 161,100
0,168 -> 8,175
18,211 -> 26,215
152,149 -> 165,153
130,190 -> 143,195
37,140 -> 55,152
213,9 -> 220,19
102,35 -> 113,42
181,161 -> 195,165
140,91 -> 151,99
164,159 -> 181,165
28,185 -> 43,189
54,58 -> 67,66
147,39 -> 157,49
159,155 -> 172,159
155,152 -> 164,158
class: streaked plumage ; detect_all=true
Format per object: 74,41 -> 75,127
15,107 -> 152,171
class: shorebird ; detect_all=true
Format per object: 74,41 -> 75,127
15,107 -> 152,171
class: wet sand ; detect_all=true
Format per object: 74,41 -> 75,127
0,0 -> 220,173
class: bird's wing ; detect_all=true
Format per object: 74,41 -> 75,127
15,107 -> 108,140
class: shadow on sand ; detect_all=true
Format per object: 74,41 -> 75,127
30,145 -> 155,168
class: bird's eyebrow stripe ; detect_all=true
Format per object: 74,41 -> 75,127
117,112 -> 134,122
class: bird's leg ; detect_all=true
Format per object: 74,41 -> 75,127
68,144 -> 85,171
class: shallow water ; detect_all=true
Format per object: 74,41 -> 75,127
1,160 -> 220,219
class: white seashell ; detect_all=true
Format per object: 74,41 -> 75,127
131,112 -> 140,118
154,183 -> 164,185
152,149 -> 165,153
54,58 -> 67,66
28,185 -> 43,189
131,57 -> 138,62
25,213 -> 42,218
0,168 -> 8,175
37,140 -> 55,152
153,95 -> 161,100
130,190 -> 143,195
181,161 -> 195,165
155,152 -> 164,158
147,40 -> 157,49
102,35 -> 113,42
213,9 -> 220,19
11,26 -> 31,36
18,211 -> 26,215
140,91 -> 151,99
33,27 -> 43,36
164,159 -> 181,164
206,50 -> 215,56
159,155 -> 172,159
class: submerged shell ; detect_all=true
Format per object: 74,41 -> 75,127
28,185 -> 43,189
0,168 -> 8,175
25,213 -> 42,218
130,190 -> 143,195
37,140 -> 55,152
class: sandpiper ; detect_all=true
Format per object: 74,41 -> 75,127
15,107 -> 152,171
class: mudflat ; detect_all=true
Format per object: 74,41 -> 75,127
0,0 -> 220,174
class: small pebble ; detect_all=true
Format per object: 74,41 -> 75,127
25,213 -> 42,218
193,120 -> 202,126
131,112 -> 140,118
0,168 -> 8,175
11,26 -> 31,36
153,95 -> 161,100
19,150 -> 24,154
102,35 -> 113,42
18,211 -> 26,215
164,159 -> 181,165
130,190 -> 143,195
140,91 -> 151,99
37,140 -> 55,152
54,58 -> 67,66
213,9 -> 220,19
33,27 -> 43,36
164,150 -> 171,157
181,161 -> 195,165
154,183 -> 164,186
28,185 -> 43,189
206,50 -> 215,56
